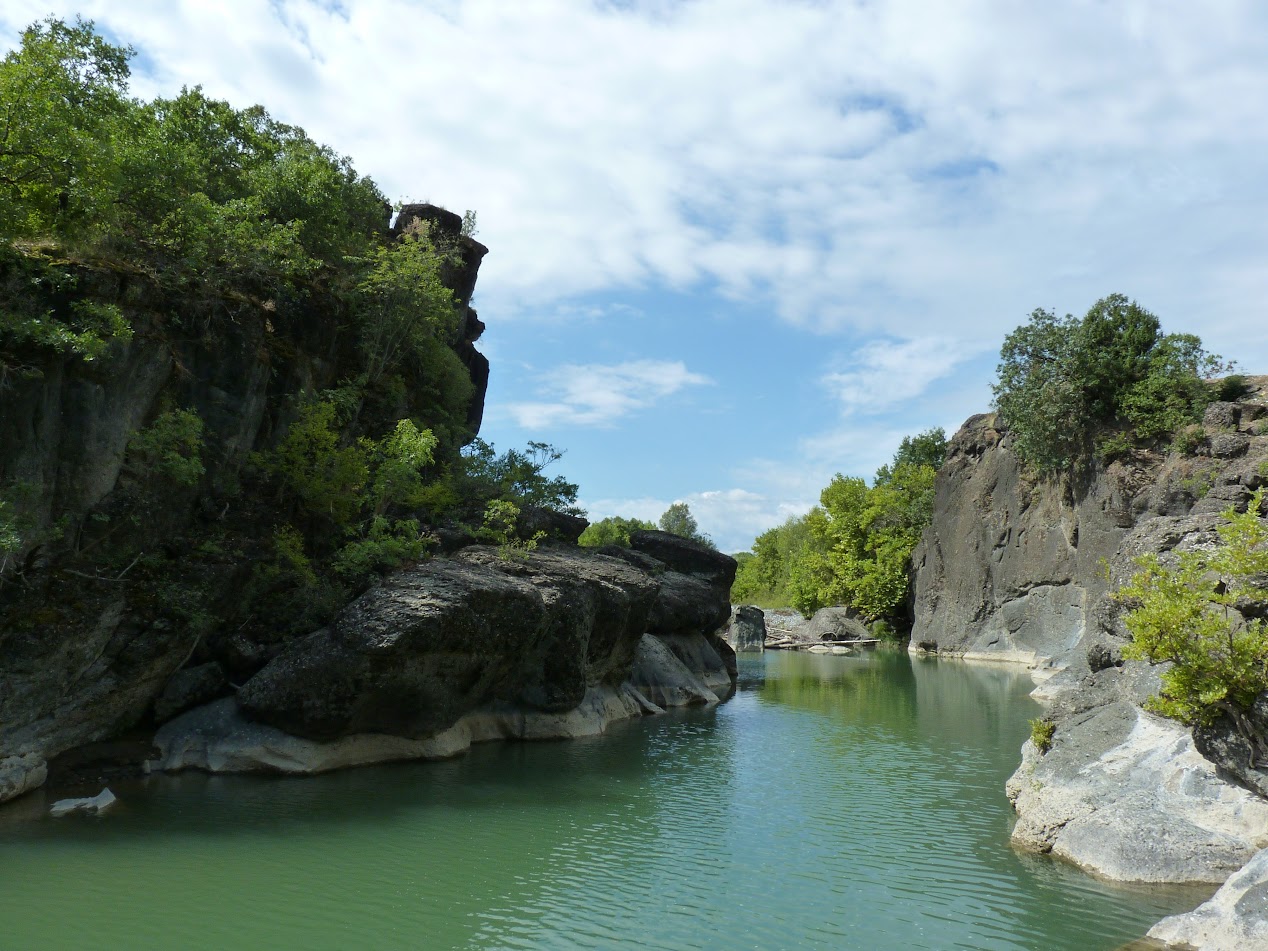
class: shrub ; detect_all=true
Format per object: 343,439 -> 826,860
1116,489 -> 1268,760
127,407 -> 205,487
1030,718 -> 1056,754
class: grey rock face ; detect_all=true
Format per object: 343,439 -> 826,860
1193,697 -> 1268,799
729,605 -> 767,652
154,663 -> 229,725
1150,846 -> 1268,949
238,547 -> 659,741
153,632 -> 730,776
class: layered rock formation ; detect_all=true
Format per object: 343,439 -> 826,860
154,532 -> 737,775
911,381 -> 1268,943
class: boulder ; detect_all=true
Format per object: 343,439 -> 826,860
50,788 -> 116,818
238,547 -> 658,742
729,605 -> 767,652
154,662 -> 229,724
629,530 -> 737,586
0,753 -> 47,804
804,606 -> 870,642
515,506 -> 588,545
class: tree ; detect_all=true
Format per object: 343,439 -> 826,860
875,427 -> 946,484
578,515 -> 656,548
658,502 -> 715,548
992,294 -> 1227,476
1116,489 -> 1268,761
0,16 -> 132,237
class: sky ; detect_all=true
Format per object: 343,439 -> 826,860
5,0 -> 1268,551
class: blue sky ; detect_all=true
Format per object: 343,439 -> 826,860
6,0 -> 1268,551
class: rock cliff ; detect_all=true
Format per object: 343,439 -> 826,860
911,379 -> 1268,944
0,203 -> 492,796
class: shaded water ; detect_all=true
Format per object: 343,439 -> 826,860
0,651 -> 1207,950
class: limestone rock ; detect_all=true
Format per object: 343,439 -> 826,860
628,634 -> 720,708
1149,846 -> 1268,949
153,662 -> 229,725
1007,702 -> 1268,883
729,605 -> 767,652
804,606 -> 870,642
0,753 -> 47,803
238,547 -> 659,742
50,788 -> 116,818
1193,696 -> 1268,799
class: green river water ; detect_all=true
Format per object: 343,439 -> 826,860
0,650 -> 1210,950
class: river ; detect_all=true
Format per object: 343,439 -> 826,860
0,650 -> 1208,949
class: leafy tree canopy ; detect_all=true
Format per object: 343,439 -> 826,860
992,294 -> 1228,476
658,502 -> 715,549
578,515 -> 657,548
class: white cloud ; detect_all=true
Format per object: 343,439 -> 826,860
506,359 -> 710,429
821,337 -> 982,416
7,0 -> 1267,365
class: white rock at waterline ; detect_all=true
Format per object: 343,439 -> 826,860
0,753 -> 48,803
1149,846 -> 1268,949
50,788 -> 116,818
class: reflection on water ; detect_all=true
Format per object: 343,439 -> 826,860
0,650 -> 1206,950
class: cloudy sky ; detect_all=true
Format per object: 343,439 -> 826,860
6,1 -> 1267,550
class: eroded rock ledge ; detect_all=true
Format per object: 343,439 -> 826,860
151,531 -> 737,776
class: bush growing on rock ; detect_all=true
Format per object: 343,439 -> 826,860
1116,489 -> 1268,760
992,294 -> 1228,476
578,515 -> 657,548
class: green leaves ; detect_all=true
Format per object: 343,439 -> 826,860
992,295 -> 1227,476
1117,490 -> 1268,726
734,431 -> 946,620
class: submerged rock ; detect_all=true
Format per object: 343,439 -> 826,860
49,788 -> 116,818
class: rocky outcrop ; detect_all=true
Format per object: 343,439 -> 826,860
729,605 -> 767,652
237,546 -> 659,741
150,537 -> 737,777
913,381 -> 1268,937
0,204 -> 493,802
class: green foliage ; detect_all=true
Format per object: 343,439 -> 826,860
352,225 -> 461,386
127,407 -> 205,487
1030,718 -> 1056,754
658,502 -> 715,548
455,439 -> 581,514
479,499 -> 544,560
875,427 -> 946,483
265,400 -> 370,525
733,430 -> 946,622
992,294 -> 1227,476
0,16 -> 132,238
1116,490 -> 1268,744
1216,374 -> 1252,402
578,515 -> 657,548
